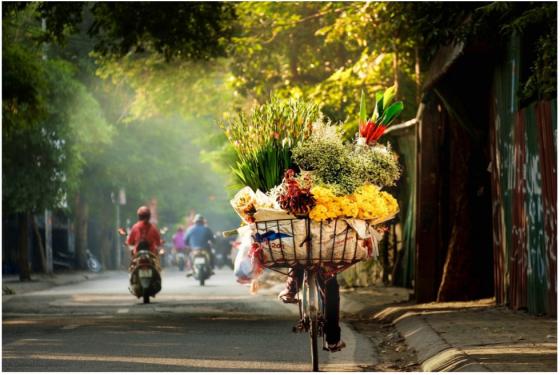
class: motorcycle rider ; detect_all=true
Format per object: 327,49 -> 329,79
172,225 -> 189,267
184,214 -> 215,269
126,206 -> 162,301
127,206 -> 162,262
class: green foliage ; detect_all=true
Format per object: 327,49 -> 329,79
89,2 -> 237,61
367,86 -> 403,126
359,90 -> 368,124
2,43 -> 47,133
294,142 -> 357,195
35,2 -> 84,45
452,2 -> 557,102
351,145 -> 401,188
89,116 -> 238,229
1,40 -> 103,213
291,123 -> 358,193
292,121 -> 401,195
223,96 -> 321,192
232,141 -> 292,193
390,1 -> 557,102
292,134 -> 347,173
223,96 -> 319,154
25,2 -> 237,61
229,1 -> 418,138
3,3 -> 242,230
95,53 -> 237,123
521,31 -> 557,102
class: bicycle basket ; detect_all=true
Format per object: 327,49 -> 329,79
252,217 -> 374,269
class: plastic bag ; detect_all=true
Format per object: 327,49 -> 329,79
233,226 -> 256,283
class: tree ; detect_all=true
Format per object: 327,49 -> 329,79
33,1 -> 237,61
228,2 -> 420,133
2,41 -> 47,280
3,6 -> 113,276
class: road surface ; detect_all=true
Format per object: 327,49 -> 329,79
2,268 -> 376,371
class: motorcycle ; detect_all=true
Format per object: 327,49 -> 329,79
86,249 -> 102,273
212,247 -> 233,270
118,228 -> 162,304
213,234 -> 234,270
176,251 -> 186,271
191,248 -> 212,286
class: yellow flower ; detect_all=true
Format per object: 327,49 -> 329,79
310,183 -> 398,222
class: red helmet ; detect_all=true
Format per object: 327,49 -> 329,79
137,206 -> 151,221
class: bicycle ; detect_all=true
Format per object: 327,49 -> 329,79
254,217 -> 371,372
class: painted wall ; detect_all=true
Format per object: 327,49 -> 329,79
490,35 -> 557,315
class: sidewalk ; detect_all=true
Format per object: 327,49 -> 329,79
343,287 -> 557,372
2,270 -> 120,299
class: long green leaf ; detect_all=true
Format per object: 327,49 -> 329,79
372,92 -> 384,122
382,86 -> 396,111
379,101 -> 404,126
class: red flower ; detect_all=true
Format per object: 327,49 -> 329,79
359,120 -> 386,145
278,169 -> 316,216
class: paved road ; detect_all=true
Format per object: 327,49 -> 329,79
2,268 -> 375,371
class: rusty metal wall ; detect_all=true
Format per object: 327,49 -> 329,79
511,110 -> 528,310
535,101 -> 557,316
490,34 -> 557,315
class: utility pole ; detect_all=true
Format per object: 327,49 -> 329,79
114,188 -> 126,269
42,17 -> 53,274
45,210 -> 53,273
116,200 -> 120,268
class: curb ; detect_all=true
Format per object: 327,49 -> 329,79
392,312 -> 491,372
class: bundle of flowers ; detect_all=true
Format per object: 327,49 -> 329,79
226,88 -> 403,269
222,96 -> 321,192
309,184 -> 398,223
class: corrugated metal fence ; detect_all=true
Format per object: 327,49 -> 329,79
491,41 -> 557,315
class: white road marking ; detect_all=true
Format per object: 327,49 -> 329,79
117,308 -> 129,314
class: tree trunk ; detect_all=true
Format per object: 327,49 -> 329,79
31,216 -> 48,273
74,193 -> 89,269
288,33 -> 300,82
437,194 -> 472,301
393,46 -> 399,96
99,221 -> 113,270
415,45 -> 421,104
17,212 -> 31,281
436,116 -> 476,301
